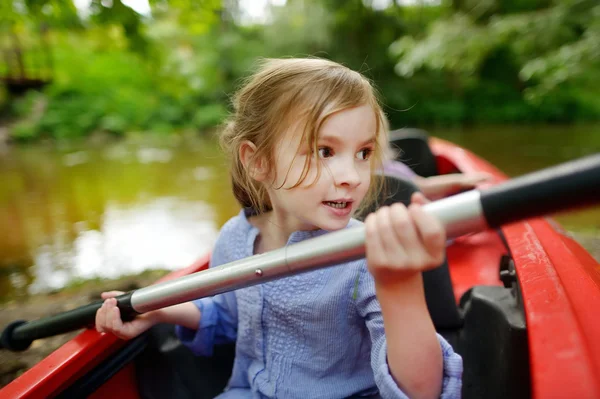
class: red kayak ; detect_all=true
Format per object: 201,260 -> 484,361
2,135 -> 600,399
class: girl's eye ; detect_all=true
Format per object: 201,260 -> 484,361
356,148 -> 372,160
318,147 -> 333,159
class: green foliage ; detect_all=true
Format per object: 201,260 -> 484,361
1,0 -> 81,28
192,103 -> 228,129
391,0 -> 600,123
32,32 -> 158,138
11,120 -> 38,141
2,0 -> 599,141
262,1 -> 332,56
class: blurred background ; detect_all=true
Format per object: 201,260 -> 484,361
0,0 -> 599,305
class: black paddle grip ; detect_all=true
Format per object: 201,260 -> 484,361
0,292 -> 138,351
481,153 -> 600,228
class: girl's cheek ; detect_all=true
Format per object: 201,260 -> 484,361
359,167 -> 372,187
359,161 -> 372,175
276,155 -> 317,188
361,171 -> 371,186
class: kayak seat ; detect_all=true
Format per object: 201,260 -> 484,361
457,285 -> 530,399
135,323 -> 236,399
358,174 -> 463,331
389,128 -> 439,177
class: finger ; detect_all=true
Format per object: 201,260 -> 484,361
103,298 -> 118,332
410,192 -> 430,205
410,204 -> 446,266
375,206 -> 394,254
109,304 -> 126,339
365,212 -> 389,271
376,207 -> 406,266
105,298 -> 127,338
387,203 -> 421,267
95,300 -> 109,333
101,291 -> 125,300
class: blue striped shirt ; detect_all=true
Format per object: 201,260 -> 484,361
176,210 -> 462,398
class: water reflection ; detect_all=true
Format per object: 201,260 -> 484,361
28,198 -> 217,294
0,136 -> 240,302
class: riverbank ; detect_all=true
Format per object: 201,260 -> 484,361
0,269 -> 169,388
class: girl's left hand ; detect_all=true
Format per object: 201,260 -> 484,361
365,192 -> 446,284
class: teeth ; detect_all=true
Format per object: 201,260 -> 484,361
326,201 -> 347,209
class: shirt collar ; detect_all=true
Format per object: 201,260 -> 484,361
238,208 -> 361,247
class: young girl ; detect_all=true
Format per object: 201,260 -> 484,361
95,58 -> 462,399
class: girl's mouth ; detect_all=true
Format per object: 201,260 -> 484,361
322,200 -> 353,217
323,201 -> 351,209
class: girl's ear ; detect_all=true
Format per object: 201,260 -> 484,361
240,140 -> 269,182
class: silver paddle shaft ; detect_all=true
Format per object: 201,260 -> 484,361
131,190 -> 485,313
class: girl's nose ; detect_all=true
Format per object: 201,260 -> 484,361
334,159 -> 361,188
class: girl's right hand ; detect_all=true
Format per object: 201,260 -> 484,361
95,291 -> 158,340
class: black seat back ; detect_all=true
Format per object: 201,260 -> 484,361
358,174 -> 463,330
389,129 -> 438,177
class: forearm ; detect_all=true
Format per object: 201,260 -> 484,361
376,273 -> 443,399
150,301 -> 201,330
414,175 -> 463,200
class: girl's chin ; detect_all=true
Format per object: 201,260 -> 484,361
290,207 -> 355,232
316,216 -> 353,232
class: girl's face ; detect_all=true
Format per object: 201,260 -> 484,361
266,104 -> 377,233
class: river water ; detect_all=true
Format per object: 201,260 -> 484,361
1,126 -> 599,302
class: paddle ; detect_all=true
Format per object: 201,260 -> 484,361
2,154 -> 599,352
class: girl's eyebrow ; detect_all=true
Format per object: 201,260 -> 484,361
319,134 -> 377,146
360,136 -> 377,146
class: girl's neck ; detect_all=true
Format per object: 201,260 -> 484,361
248,210 -> 318,254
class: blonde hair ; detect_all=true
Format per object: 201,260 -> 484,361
220,57 -> 388,215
